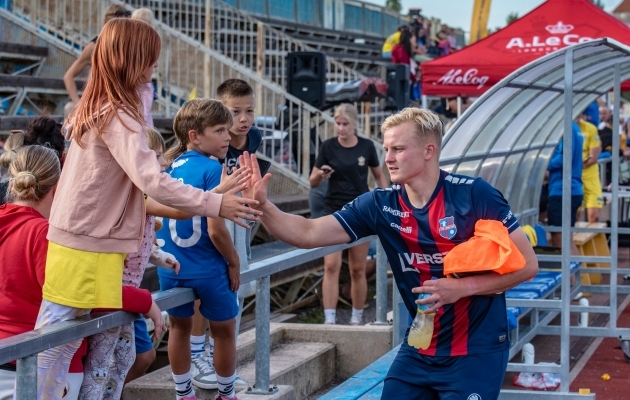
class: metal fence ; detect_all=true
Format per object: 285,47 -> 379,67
5,0 -> 344,192
122,0 -> 365,88
0,233 -> 383,399
215,0 -> 405,37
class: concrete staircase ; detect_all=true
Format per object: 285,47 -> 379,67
125,323 -> 393,400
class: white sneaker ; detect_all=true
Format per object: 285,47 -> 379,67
350,316 -> 361,326
191,355 -> 218,389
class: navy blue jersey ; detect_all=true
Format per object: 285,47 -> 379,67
157,150 -> 227,280
333,170 -> 519,356
220,126 -> 262,174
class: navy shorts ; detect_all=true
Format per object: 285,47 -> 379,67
547,195 -> 583,227
159,276 -> 239,322
134,318 -> 154,354
382,338 -> 508,400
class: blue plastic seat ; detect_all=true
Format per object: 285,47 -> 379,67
505,290 -> 539,299
511,283 -> 550,297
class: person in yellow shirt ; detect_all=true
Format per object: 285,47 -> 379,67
578,114 -> 602,222
382,26 -> 407,58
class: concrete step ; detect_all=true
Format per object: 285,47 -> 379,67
125,341 -> 334,400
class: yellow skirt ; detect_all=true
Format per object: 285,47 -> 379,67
42,241 -> 125,309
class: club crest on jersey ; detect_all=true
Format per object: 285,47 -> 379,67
357,156 -> 365,166
438,216 -> 457,239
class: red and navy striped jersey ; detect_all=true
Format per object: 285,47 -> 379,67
333,170 -> 519,356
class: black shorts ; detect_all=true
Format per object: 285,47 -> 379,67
547,195 -> 583,227
382,339 -> 508,399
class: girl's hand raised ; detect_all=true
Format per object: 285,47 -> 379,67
218,185 -> 262,228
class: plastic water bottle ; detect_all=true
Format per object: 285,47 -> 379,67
407,293 -> 436,350
522,342 -> 535,364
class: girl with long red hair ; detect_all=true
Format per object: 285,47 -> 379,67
35,18 -> 259,399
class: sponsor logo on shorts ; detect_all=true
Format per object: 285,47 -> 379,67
467,394 -> 482,400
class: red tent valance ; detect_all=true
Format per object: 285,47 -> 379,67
421,0 -> 630,96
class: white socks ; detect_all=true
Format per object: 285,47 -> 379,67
208,337 -> 215,363
324,309 -> 336,324
190,334 -> 205,359
351,308 -> 363,323
173,371 -> 194,399
216,372 -> 236,398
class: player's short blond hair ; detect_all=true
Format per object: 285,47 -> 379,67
381,108 -> 443,148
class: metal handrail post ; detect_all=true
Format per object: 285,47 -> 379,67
247,275 -> 278,395
373,239 -> 389,325
559,47 -> 574,393
610,63 -> 621,331
392,279 -> 406,348
15,355 -> 36,400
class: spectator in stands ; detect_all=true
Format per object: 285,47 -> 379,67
0,116 -> 67,208
131,7 -> 156,126
432,97 -> 471,122
36,19 -> 258,399
436,31 -> 452,56
239,107 -> 537,398
63,4 -> 131,102
309,104 -> 388,325
391,29 -> 418,83
577,111 -> 602,222
23,116 -> 65,165
0,146 -> 89,400
0,131 -> 25,203
381,26 -> 407,59
547,122 -> 584,254
412,26 -> 431,63
181,79 -> 260,392
157,99 -> 248,400
598,105 -> 627,186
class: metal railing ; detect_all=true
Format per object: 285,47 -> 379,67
0,233 -> 386,399
6,0 -> 338,189
122,0 -> 365,89
226,0 -> 406,38
4,0 -> 386,189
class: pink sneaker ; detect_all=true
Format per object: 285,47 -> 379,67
214,396 -> 238,400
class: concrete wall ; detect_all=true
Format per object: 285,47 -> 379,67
274,322 -> 393,380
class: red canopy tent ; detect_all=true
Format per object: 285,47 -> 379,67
421,0 -> 630,97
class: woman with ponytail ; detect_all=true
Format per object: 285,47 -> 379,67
0,146 -> 84,400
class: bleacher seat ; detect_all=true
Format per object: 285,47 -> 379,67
318,346 -> 399,400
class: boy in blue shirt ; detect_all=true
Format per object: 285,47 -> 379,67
158,99 -> 242,400
187,80 -> 262,390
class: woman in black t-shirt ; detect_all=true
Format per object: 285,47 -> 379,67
310,104 -> 388,325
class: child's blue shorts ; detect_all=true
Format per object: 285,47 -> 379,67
159,275 -> 239,322
134,318 -> 154,354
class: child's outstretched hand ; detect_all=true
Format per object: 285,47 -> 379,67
219,186 -> 262,228
165,256 -> 180,274
145,300 -> 167,340
213,164 -> 252,194
228,263 -> 240,292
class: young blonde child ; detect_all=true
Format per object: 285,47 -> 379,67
157,99 -> 243,400
36,19 -> 259,400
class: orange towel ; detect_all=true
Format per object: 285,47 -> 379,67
443,220 -> 526,278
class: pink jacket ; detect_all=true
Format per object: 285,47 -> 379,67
48,109 -> 222,253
